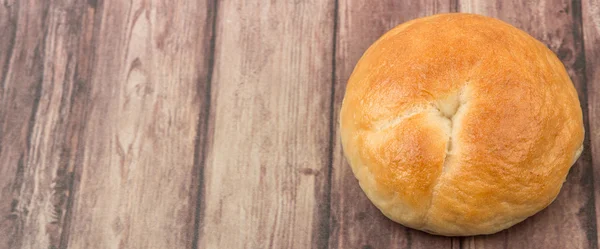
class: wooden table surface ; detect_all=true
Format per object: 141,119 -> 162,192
0,0 -> 599,248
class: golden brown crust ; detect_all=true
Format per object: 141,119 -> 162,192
339,13 -> 584,236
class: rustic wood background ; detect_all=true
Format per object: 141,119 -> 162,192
0,0 -> 598,248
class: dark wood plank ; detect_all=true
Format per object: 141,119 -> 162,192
582,0 -> 600,248
328,1 -> 459,249
0,1 -> 92,248
459,0 -> 597,248
64,0 -> 214,248
197,0 -> 335,248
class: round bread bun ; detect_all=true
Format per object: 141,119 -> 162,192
339,13 -> 584,236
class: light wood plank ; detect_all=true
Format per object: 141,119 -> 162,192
0,1 -> 92,248
65,0 -> 214,248
329,1 -> 458,248
198,0 -> 334,248
582,0 -> 600,247
459,0 -> 597,248
0,2 -> 36,247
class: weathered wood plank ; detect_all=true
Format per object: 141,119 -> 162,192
459,0 -> 597,248
0,1 -> 92,248
328,1 -> 458,249
197,0 -> 334,248
582,0 -> 600,248
64,0 -> 214,248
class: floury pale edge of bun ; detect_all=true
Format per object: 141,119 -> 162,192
339,13 -> 584,236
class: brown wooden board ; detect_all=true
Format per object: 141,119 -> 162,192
0,1 -> 93,248
197,0 -> 335,248
62,0 -> 215,248
458,0 -> 598,248
328,1 -> 462,249
0,0 -> 598,248
582,0 -> 600,248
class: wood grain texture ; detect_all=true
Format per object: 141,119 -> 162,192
328,1 -> 461,249
63,0 -> 214,248
582,0 -> 600,248
459,0 -> 598,248
197,0 -> 334,248
0,1 -> 91,248
0,0 -> 598,248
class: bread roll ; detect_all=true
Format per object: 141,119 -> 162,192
339,13 -> 584,236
